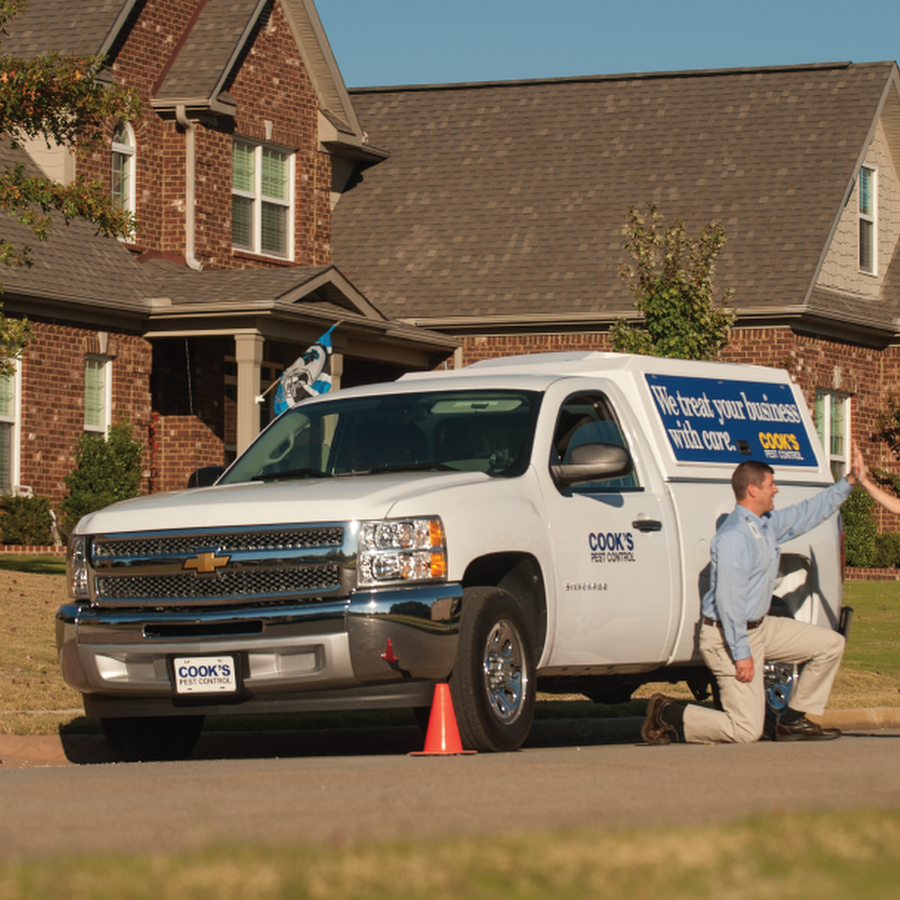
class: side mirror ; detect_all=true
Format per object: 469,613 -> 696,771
186,466 -> 226,488
551,442 -> 633,487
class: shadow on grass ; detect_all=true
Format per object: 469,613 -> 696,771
0,554 -> 65,575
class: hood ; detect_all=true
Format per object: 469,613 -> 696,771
76,470 -> 491,534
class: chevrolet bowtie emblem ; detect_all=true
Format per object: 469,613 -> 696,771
183,551 -> 230,574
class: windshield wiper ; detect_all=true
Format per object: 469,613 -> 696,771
252,467 -> 332,482
364,462 -> 458,475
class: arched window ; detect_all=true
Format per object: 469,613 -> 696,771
111,120 -> 136,220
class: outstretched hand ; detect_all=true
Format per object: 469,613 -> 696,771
849,439 -> 866,486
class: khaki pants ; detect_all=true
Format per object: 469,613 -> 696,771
682,616 -> 845,744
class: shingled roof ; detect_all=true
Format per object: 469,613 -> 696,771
0,0 -> 137,59
332,62 -> 899,333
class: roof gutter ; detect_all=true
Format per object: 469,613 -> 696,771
176,105 -> 203,271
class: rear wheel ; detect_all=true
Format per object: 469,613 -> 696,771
450,586 -> 535,752
101,715 -> 205,762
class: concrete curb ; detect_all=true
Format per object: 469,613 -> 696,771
2,708 -> 899,769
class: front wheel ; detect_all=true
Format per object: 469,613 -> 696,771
449,586 -> 535,752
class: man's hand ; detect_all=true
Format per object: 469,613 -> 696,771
735,656 -> 754,683
849,439 -> 865,486
846,439 -> 864,485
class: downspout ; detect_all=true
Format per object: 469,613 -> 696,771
176,105 -> 203,271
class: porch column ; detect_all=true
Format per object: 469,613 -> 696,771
330,349 -> 343,391
235,331 -> 264,455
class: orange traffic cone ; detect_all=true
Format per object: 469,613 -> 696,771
410,683 -> 477,756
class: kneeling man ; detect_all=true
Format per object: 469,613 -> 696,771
643,456 -> 858,744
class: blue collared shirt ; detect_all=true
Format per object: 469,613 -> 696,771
701,477 -> 853,660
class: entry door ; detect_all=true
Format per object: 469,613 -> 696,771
543,391 -> 676,668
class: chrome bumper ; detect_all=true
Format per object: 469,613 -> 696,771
56,584 -> 462,718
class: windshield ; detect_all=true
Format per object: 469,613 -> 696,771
221,389 -> 542,484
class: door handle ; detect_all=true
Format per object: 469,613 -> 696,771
632,519 -> 662,532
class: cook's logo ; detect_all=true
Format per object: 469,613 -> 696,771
183,551 -> 230,574
589,531 -> 636,563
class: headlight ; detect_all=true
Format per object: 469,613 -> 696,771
358,517 -> 447,586
67,535 -> 90,600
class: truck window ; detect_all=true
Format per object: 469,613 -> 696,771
552,393 -> 639,492
221,389 -> 541,483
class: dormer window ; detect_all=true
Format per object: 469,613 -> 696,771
859,165 -> 876,275
111,121 -> 136,221
232,139 -> 294,259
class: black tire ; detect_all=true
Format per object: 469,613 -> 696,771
101,715 -> 205,762
449,586 -> 536,752
413,706 -> 432,734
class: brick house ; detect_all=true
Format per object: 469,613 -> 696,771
5,2 -> 900,523
0,0 -> 456,507
331,62 -> 900,513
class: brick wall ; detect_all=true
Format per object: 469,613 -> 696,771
154,414 -> 225,492
18,318 -> 152,509
462,331 -> 611,364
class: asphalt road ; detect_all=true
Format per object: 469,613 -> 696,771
3,721 -> 900,860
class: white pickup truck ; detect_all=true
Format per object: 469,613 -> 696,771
57,352 -> 850,760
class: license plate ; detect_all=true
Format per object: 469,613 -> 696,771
173,656 -> 237,695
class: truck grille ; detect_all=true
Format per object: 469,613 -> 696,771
92,527 -> 344,559
88,524 -> 350,607
96,563 -> 341,602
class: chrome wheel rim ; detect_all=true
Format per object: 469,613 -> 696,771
482,617 -> 527,724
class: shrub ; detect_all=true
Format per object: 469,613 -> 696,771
0,493 -> 53,545
873,531 -> 900,569
60,417 -> 144,534
842,486 -> 878,568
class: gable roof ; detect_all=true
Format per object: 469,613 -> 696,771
3,0 -> 375,156
332,61 -> 900,337
152,0 -> 268,115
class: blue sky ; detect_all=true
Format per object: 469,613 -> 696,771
316,0 -> 900,88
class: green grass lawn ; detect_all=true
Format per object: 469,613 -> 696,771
837,580 -> 900,707
3,809 -> 900,899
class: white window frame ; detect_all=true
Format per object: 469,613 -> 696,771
231,139 -> 295,260
0,362 -> 22,493
815,390 -> 851,480
859,165 -> 877,275
111,121 -> 136,222
84,355 -> 112,435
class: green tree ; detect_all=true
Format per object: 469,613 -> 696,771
60,418 -> 144,533
871,395 -> 900,497
611,204 -> 735,360
0,0 -> 140,375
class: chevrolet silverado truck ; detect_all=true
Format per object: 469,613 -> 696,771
57,352 -> 850,760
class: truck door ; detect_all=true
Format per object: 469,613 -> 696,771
543,390 -> 677,667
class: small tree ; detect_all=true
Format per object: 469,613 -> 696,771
611,204 -> 735,360
60,418 -> 144,533
841,484 -> 878,568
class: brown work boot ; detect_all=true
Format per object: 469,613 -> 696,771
774,716 -> 841,741
642,693 -> 677,745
